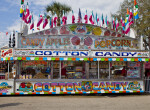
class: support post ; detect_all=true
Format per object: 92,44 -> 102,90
98,61 -> 100,79
109,62 -> 111,79
8,61 -> 9,80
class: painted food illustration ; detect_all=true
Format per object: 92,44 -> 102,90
111,32 -> 116,37
19,82 -> 33,92
0,82 -> 12,93
60,26 -> 70,34
45,30 -> 51,35
117,34 -> 121,37
93,27 -> 102,36
51,28 -> 58,35
104,30 -> 110,36
69,25 -> 77,32
84,37 -> 93,46
86,26 -> 93,33
71,36 -> 80,45
76,25 -> 86,33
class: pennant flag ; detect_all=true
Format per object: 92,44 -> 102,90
62,10 -> 67,25
49,16 -> 53,28
101,14 -> 104,27
25,2 -> 30,20
84,10 -> 88,24
43,13 -> 48,29
121,16 -> 123,24
53,12 -> 58,27
27,14 -> 32,24
121,17 -> 125,34
129,9 -> 134,26
125,8 -> 130,34
20,5 -> 24,18
22,5 -> 25,21
105,15 -> 108,28
89,11 -> 94,25
112,17 -> 115,30
21,0 -> 24,5
72,10 -> 75,24
134,0 -> 139,19
77,8 -> 82,23
116,18 -> 119,31
37,14 -> 43,30
95,13 -> 99,25
125,8 -> 129,26
30,14 -> 34,30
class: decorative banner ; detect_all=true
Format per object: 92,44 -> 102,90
1,49 -> 13,58
14,49 -> 149,58
18,35 -> 140,50
15,81 -> 144,94
0,81 -> 14,95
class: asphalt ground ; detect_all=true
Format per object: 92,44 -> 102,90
0,93 -> 150,110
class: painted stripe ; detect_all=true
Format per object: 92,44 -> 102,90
1,57 -> 150,62
126,91 -> 130,93
109,58 -> 112,61
93,58 -> 97,61
60,58 -> 64,61
112,91 -> 116,93
43,57 -> 47,60
19,92 -> 24,95
76,58 -> 80,61
2,93 -> 7,95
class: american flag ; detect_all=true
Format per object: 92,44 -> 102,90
78,8 -> 82,23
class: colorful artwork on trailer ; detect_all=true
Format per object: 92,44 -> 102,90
33,24 -> 123,37
16,81 -> 143,94
0,82 -> 12,93
18,35 -> 139,50
17,82 -> 33,92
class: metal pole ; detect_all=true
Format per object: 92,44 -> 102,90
8,61 -> 9,80
98,61 -> 99,79
60,61 -> 61,79
109,62 -> 111,79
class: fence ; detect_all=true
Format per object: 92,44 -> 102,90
145,77 -> 150,93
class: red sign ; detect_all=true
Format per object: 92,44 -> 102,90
1,49 -> 13,58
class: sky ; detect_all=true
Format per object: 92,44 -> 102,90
0,0 -> 124,47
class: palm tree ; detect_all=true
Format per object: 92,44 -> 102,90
46,2 -> 72,26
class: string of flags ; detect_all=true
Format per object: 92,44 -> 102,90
20,0 -> 139,35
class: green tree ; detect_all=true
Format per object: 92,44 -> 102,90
112,0 -> 150,50
46,2 -> 72,26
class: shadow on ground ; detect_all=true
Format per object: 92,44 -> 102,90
0,103 -> 22,108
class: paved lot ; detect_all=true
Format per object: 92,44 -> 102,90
0,94 -> 150,110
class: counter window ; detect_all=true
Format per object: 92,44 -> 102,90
61,61 -> 86,79
110,61 -> 127,79
99,62 -> 109,79
20,61 -> 51,79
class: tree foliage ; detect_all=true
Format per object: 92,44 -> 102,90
46,2 -> 71,26
112,0 -> 150,49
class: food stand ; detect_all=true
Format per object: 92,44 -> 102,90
0,23 -> 149,95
